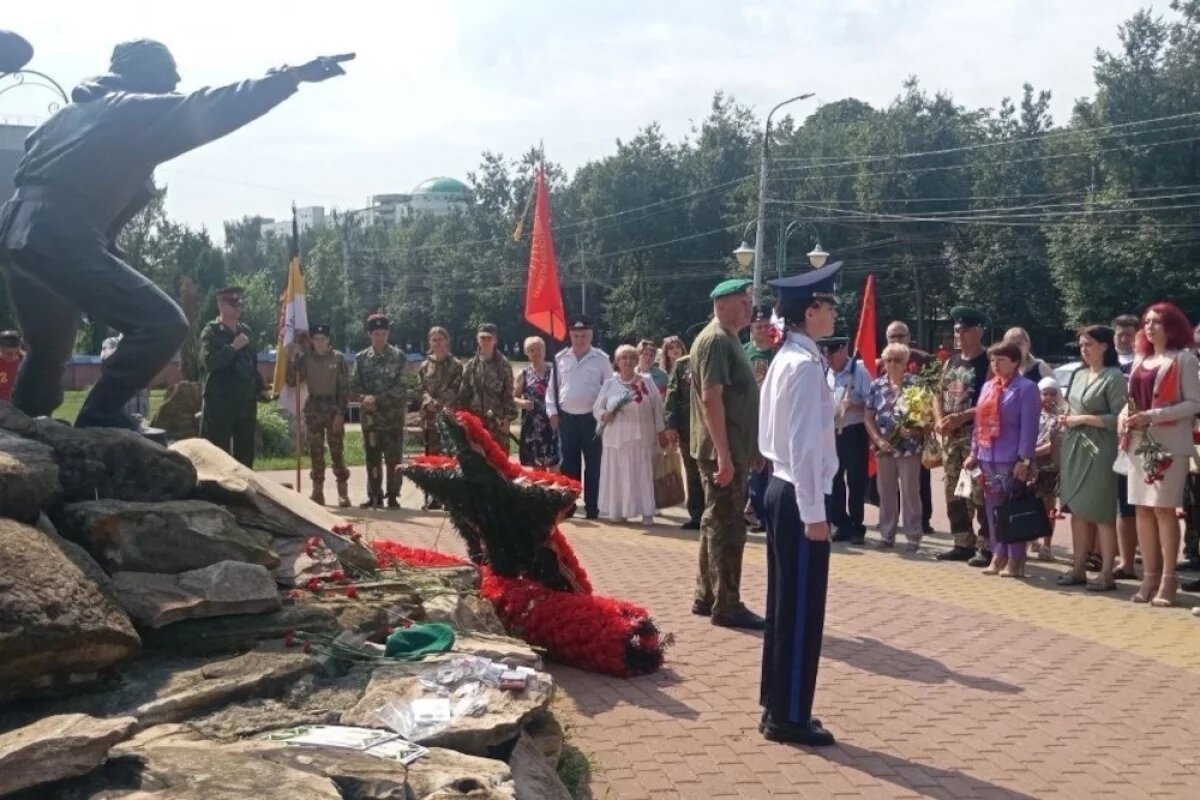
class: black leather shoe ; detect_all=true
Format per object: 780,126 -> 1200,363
762,717 -> 835,746
935,546 -> 976,562
760,709 -> 821,730
691,600 -> 712,616
1182,576 -> 1200,592
830,527 -> 856,543
922,523 -> 935,535
359,498 -> 380,509
712,607 -> 766,630
680,519 -> 701,531
968,550 -> 993,568
385,496 -> 400,510
585,509 -> 599,520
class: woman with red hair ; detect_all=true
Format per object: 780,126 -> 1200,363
1119,302 -> 1200,606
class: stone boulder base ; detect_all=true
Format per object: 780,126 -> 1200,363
33,419 -> 197,502
0,429 -> 60,522
341,659 -> 554,757
0,519 -> 140,702
140,603 -> 339,656
170,438 -> 374,572
509,730 -> 572,800
54,499 -> 279,574
112,561 -> 282,628
0,713 -> 136,797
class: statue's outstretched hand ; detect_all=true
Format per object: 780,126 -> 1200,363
291,54 -> 353,83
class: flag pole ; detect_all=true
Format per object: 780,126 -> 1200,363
293,347 -> 302,494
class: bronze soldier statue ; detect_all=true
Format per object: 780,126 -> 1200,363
0,38 -> 349,429
352,313 -> 408,509
286,324 -> 351,507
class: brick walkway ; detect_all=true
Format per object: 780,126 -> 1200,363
263,468 -> 1200,799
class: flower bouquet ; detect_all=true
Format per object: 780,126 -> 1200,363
1122,399 -> 1174,484
890,384 -> 935,448
596,389 -> 635,437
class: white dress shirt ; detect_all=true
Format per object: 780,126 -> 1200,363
547,346 -> 611,416
758,330 -> 839,524
827,358 -> 872,427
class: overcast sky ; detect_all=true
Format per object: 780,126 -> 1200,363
3,0 -> 1152,238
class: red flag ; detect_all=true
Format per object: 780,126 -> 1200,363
854,274 -> 878,379
854,274 -> 878,478
524,165 -> 567,342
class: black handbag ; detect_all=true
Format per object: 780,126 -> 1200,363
994,485 -> 1052,543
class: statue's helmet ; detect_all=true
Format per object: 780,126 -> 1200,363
109,39 -> 180,93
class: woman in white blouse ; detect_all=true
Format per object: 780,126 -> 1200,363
594,344 -> 667,525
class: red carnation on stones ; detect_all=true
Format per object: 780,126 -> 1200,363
345,584 -> 359,599
305,577 -> 323,593
283,630 -> 295,648
328,570 -> 346,582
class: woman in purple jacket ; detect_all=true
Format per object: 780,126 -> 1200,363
964,341 -> 1041,577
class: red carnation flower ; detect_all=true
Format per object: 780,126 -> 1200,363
328,570 -> 346,582
305,577 -> 323,593
283,630 -> 295,648
345,584 -> 359,599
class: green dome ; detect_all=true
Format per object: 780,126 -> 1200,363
412,176 -> 469,195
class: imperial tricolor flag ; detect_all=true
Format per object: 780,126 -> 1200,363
273,205 -> 308,414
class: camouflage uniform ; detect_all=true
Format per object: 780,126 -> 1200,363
458,351 -> 516,450
938,355 -> 988,549
352,343 -> 408,506
286,347 -> 350,504
418,355 -> 463,454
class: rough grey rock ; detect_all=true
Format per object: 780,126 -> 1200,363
223,739 -> 410,799
112,561 -> 282,628
32,418 -> 197,502
0,429 -> 60,522
509,730 -> 572,800
65,742 -> 346,800
140,602 -> 339,656
0,713 -> 136,796
0,398 -> 37,437
132,650 -> 319,729
0,518 -> 140,702
171,438 -> 375,571
341,659 -> 554,757
423,593 -> 507,636
522,712 -> 564,767
406,746 -> 517,799
54,499 -> 279,574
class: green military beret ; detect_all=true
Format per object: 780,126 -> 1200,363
949,306 -> 986,327
709,278 -> 753,300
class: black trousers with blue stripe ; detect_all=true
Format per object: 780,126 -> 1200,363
760,475 -> 831,725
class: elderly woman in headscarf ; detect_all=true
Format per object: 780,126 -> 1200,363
1030,377 -> 1066,561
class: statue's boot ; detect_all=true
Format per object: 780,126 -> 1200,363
74,377 -> 140,431
336,481 -> 350,508
310,480 -> 325,506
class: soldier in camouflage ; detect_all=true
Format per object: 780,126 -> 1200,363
351,313 -> 407,509
458,322 -> 516,450
199,286 -> 266,466
418,325 -> 463,510
286,323 -> 350,507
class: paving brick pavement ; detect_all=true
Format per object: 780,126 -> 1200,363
263,467 -> 1200,799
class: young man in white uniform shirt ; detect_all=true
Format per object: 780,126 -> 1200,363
756,260 -> 842,747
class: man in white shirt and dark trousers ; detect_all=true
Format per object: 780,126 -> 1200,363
547,316 -> 610,519
757,261 -> 842,747
822,337 -> 872,544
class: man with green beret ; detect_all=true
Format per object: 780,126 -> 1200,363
200,287 -> 266,466
286,323 -> 351,507
934,306 -> 992,565
689,277 -> 765,629
353,313 -> 408,509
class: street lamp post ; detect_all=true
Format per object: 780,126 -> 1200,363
779,220 -> 829,278
751,92 -> 814,299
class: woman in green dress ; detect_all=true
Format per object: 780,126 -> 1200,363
1057,325 -> 1128,590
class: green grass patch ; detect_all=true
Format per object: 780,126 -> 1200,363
554,718 -> 596,800
56,389 -> 167,425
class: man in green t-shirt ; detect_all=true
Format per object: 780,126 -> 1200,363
743,304 -> 776,532
689,279 -> 764,630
